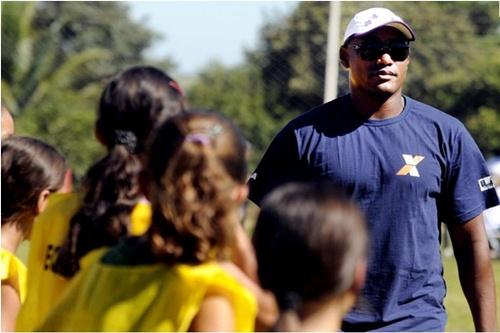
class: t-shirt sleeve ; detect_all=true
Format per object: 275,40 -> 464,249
248,125 -> 303,206
440,125 -> 500,224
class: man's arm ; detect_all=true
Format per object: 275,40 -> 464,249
447,214 -> 497,331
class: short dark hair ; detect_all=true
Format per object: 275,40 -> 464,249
2,136 -> 67,225
253,182 -> 367,310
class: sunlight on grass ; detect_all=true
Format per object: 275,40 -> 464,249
443,257 -> 500,331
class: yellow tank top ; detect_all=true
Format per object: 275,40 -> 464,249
0,248 -> 27,302
16,193 -> 153,332
38,250 -> 256,332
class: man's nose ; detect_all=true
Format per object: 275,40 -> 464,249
377,52 -> 394,65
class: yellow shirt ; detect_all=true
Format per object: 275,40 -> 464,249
38,250 -> 256,332
16,193 -> 152,332
0,248 -> 27,302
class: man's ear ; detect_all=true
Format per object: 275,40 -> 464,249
340,47 -> 350,68
36,189 -> 52,215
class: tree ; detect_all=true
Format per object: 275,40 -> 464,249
249,1 -> 500,156
187,62 -> 278,168
1,2 -> 166,177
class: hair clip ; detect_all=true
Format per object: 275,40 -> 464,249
185,133 -> 211,146
168,80 -> 184,97
210,124 -> 223,137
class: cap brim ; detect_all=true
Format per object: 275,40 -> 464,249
385,21 -> 416,41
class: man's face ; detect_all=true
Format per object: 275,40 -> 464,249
342,26 -> 410,99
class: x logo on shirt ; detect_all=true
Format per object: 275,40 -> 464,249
396,154 -> 425,177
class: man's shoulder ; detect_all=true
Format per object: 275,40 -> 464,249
286,94 -> 350,130
407,97 -> 465,131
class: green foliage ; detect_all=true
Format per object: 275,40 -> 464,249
443,256 -> 500,331
249,1 -> 500,156
187,62 -> 280,168
251,2 -> 329,120
466,107 -> 500,158
1,2 -> 162,178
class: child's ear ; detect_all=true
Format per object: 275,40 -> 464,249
36,189 -> 52,215
232,184 -> 249,204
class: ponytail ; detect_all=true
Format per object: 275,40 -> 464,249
52,66 -> 185,277
52,144 -> 141,277
146,112 -> 247,266
149,134 -> 236,264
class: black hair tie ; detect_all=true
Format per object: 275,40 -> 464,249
114,130 -> 138,153
280,291 -> 302,311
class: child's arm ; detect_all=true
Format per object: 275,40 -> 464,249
1,283 -> 21,332
219,261 -> 278,331
189,293 -> 235,332
231,222 -> 258,282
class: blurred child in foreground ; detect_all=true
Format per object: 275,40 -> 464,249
16,65 -> 186,331
1,136 -> 67,331
253,182 -> 368,331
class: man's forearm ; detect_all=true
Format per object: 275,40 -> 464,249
452,217 -> 497,331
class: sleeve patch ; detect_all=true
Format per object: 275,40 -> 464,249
478,176 -> 495,192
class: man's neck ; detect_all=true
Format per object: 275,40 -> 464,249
350,89 -> 405,120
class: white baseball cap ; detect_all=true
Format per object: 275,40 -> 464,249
343,8 -> 416,45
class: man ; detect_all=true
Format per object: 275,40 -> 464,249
248,7 -> 498,331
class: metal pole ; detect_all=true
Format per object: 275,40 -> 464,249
324,1 -> 341,102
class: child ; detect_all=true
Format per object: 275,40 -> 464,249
1,136 -> 67,331
38,111 -> 257,331
253,182 -> 368,331
16,65 -> 186,331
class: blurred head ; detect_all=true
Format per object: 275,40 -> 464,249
145,111 -> 248,265
96,65 -> 185,154
253,182 -> 368,328
340,8 -> 414,99
2,136 -> 67,236
2,104 -> 15,138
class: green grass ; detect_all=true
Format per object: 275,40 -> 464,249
443,257 -> 500,331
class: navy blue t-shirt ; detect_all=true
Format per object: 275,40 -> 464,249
248,94 -> 499,331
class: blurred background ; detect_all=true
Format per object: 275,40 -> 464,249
2,1 -> 499,330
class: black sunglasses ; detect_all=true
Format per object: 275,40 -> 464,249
350,41 -> 410,62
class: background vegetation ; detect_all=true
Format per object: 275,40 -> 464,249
2,2 -> 499,176
3,2 -> 500,331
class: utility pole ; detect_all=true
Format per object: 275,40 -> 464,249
323,1 -> 341,102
